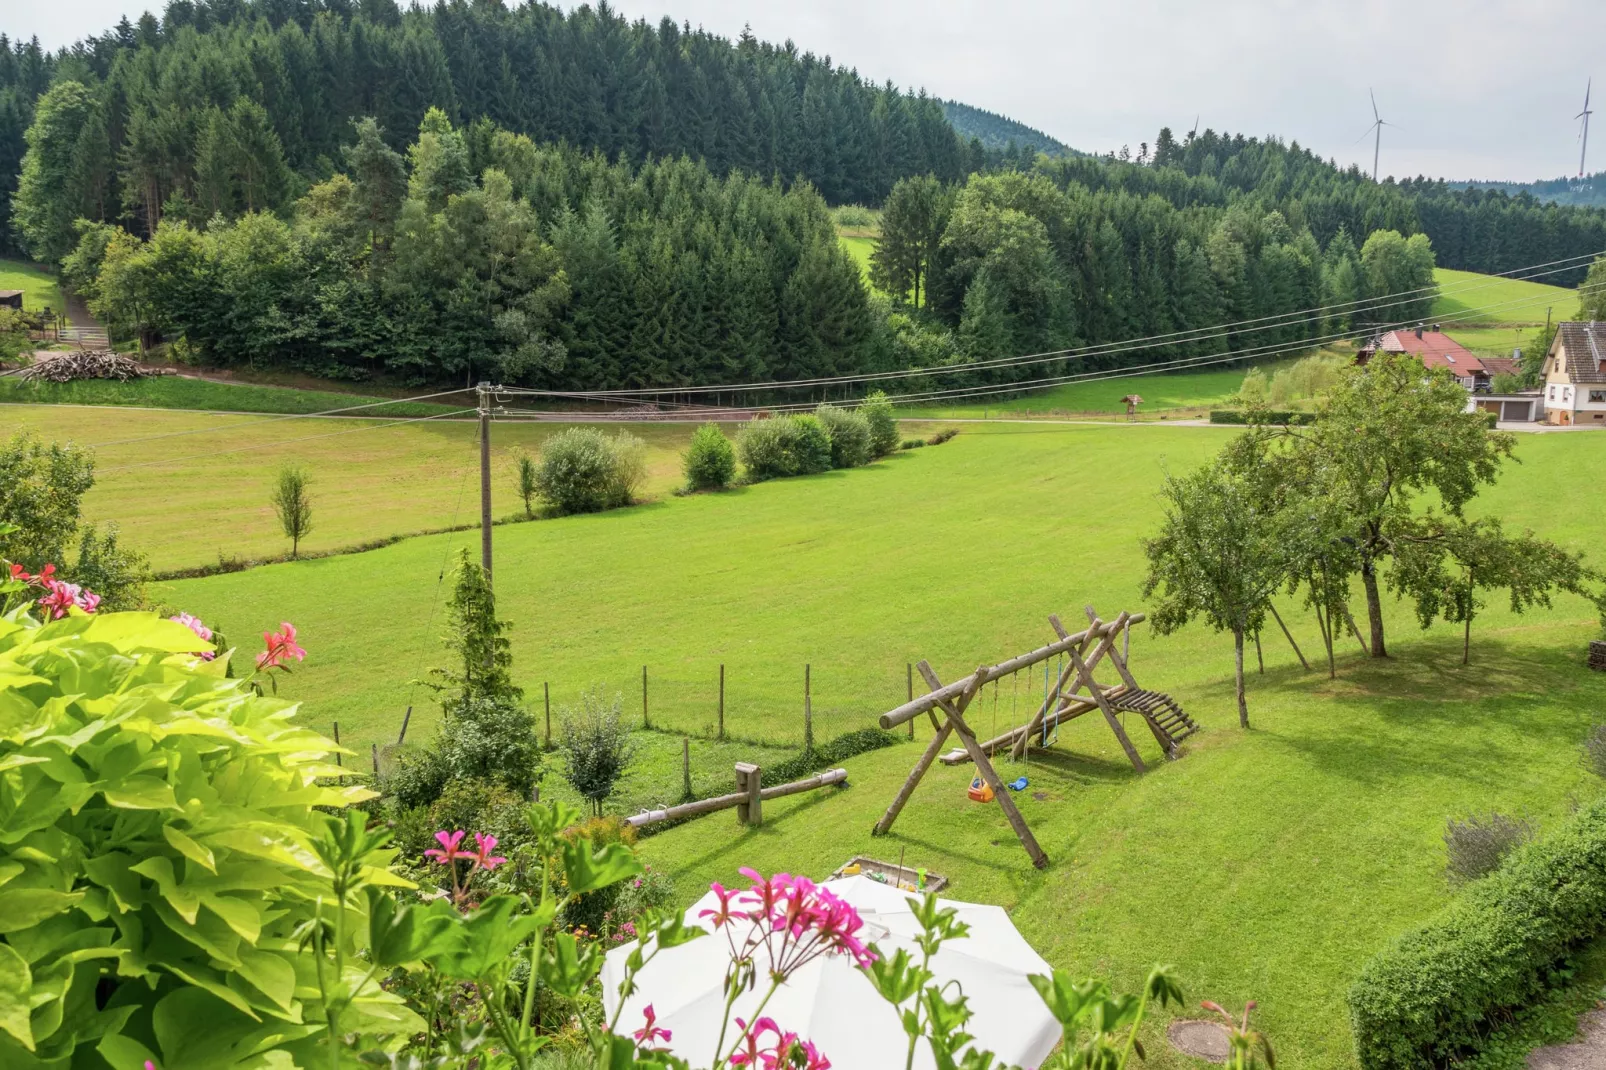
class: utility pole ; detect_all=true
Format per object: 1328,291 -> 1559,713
476,382 -> 493,582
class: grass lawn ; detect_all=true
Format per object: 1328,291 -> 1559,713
839,232 -> 877,287
2,404 -> 704,573
0,374 -> 473,416
1432,266 -> 1577,325
144,419 -> 1606,1068
0,258 -> 64,315
898,361 -> 1268,418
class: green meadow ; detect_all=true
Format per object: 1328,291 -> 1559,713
0,257 -> 63,314
135,418 -> 1606,1070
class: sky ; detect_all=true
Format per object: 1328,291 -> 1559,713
6,0 -> 1603,182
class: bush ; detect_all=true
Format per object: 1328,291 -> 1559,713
762,728 -> 900,787
1444,810 -> 1533,885
558,689 -> 635,815
737,413 -> 833,481
683,422 -> 737,490
535,428 -> 644,514
861,390 -> 900,456
901,438 -> 926,450
928,428 -> 959,445
1349,796 -> 1606,1070
815,403 -> 873,468
386,695 -> 541,807
1208,410 -> 1317,425
831,204 -> 879,228
0,610 -> 407,1067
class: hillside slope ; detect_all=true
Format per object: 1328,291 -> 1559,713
941,100 -> 1080,156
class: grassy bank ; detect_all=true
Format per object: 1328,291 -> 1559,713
0,374 -> 474,416
0,258 -> 63,314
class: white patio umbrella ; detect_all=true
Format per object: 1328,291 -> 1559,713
600,874 -> 1061,1070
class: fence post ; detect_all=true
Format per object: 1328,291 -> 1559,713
332,721 -> 341,767
682,737 -> 693,801
544,682 -> 551,748
718,664 -> 726,741
803,664 -> 814,755
906,663 -> 914,739
397,705 -> 412,746
371,742 -> 380,777
642,665 -> 650,729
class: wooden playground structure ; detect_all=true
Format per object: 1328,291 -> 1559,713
871,606 -> 1198,869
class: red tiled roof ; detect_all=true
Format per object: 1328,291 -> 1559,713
1377,330 -> 1486,374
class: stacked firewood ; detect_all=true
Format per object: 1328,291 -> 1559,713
18,350 -> 144,382
1590,640 -> 1606,672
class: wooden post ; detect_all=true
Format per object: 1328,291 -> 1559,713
924,662 -> 1048,870
1082,608 -> 1174,759
1266,601 -> 1310,670
907,663 -> 914,739
682,737 -> 692,800
544,682 -> 551,748
397,706 -> 412,746
1066,643 -> 1146,774
874,660 -> 979,836
1343,606 -> 1368,654
371,742 -> 380,777
1016,612 -> 1129,761
735,762 -> 762,826
803,664 -> 814,755
642,665 -> 649,729
718,664 -> 726,741
1254,628 -> 1264,674
332,721 -> 341,767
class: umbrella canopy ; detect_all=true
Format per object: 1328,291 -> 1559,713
601,875 -> 1061,1070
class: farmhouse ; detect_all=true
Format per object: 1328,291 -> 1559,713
1358,326 -> 1489,389
1542,321 -> 1606,426
0,290 -> 22,311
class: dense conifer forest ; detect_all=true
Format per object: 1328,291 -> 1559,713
1,1 -> 1604,392
939,101 -> 1078,158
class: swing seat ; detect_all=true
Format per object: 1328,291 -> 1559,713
967,776 -> 994,803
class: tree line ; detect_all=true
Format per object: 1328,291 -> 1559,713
0,0 -> 975,259
61,111 -> 877,388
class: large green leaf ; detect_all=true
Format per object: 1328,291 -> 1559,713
163,826 -> 216,873
431,895 -> 553,981
102,776 -> 179,811
0,890 -> 83,934
0,943 -> 33,1051
560,837 -> 643,895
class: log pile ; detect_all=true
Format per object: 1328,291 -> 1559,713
19,350 -> 144,382
1590,641 -> 1606,672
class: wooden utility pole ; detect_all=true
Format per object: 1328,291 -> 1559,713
544,682 -> 551,748
476,382 -> 494,582
718,664 -> 725,740
803,664 -> 814,754
642,665 -> 650,728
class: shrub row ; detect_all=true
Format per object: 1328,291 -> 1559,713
762,727 -> 902,787
1207,409 -> 1317,425
535,427 -> 647,514
1348,796 -> 1606,1069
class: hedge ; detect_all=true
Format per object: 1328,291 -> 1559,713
1348,796 -> 1606,1069
762,728 -> 901,787
1207,409 -> 1317,425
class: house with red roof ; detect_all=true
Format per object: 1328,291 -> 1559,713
1356,325 -> 1490,390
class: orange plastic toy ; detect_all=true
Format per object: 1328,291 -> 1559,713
967,776 -> 994,803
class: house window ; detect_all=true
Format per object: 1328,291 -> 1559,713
1591,390 -> 1606,404
1549,386 -> 1557,399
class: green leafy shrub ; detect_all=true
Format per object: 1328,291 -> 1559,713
737,414 -> 833,481
683,422 -> 737,490
815,403 -> 873,468
761,728 -> 900,787
0,609 -> 414,1066
901,438 -> 926,450
1349,796 -> 1606,1070
861,390 -> 900,456
831,204 -> 879,228
557,689 -> 634,816
1208,410 -> 1318,425
534,427 -> 643,514
927,427 -> 959,445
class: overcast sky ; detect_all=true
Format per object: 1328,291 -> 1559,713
7,0 -> 1601,182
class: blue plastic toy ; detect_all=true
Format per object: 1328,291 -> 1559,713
1009,776 -> 1029,792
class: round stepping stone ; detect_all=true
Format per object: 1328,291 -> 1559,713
1168,1019 -> 1231,1063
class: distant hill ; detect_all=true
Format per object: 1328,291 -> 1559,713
940,101 -> 1080,157
1449,172 -> 1606,208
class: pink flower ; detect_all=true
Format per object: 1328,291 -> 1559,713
700,881 -> 740,929
35,578 -> 100,620
728,1018 -> 828,1070
469,832 -> 507,871
145,1062 -> 157,1070
169,612 -> 216,660
424,830 -> 468,865
711,869 -> 877,984
633,1004 -> 672,1049
255,622 -> 306,671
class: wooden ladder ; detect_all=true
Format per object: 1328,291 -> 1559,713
1112,689 -> 1199,754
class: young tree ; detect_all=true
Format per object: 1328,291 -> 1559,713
871,174 -> 952,307
515,451 -> 538,517
1143,457 -> 1311,727
558,688 -> 634,817
432,547 -> 520,708
1289,352 -> 1515,657
270,465 -> 314,558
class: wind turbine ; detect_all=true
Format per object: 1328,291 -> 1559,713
1360,88 -> 1395,182
1577,78 -> 1593,181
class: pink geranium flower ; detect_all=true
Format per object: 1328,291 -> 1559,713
255,622 -> 306,671
633,1004 -> 672,1050
35,578 -> 100,620
469,832 -> 507,871
424,830 -> 468,865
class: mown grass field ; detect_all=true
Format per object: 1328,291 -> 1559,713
1431,266 -> 1578,326
142,419 -> 1606,1070
0,374 -> 472,416
0,257 -> 64,315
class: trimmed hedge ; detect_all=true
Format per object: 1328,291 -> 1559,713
762,728 -> 901,787
1348,796 -> 1606,1069
1208,409 -> 1317,425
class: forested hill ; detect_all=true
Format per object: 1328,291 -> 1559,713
1450,173 -> 1606,209
0,0 -> 975,258
940,101 -> 1079,157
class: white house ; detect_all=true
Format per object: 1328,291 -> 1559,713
1543,322 -> 1606,426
